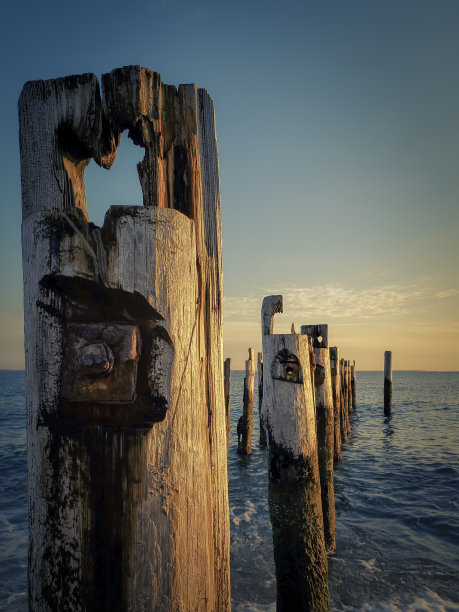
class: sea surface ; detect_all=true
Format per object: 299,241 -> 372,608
1,370 -> 458,611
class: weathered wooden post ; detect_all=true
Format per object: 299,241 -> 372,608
340,359 -> 348,439
344,360 -> 350,436
346,360 -> 352,413
351,360 -> 357,409
384,351 -> 392,416
20,66 -> 230,610
262,296 -> 329,611
339,358 -> 346,441
224,357 -> 231,448
258,351 -> 266,445
238,348 -> 255,455
301,325 -> 335,552
347,359 -> 354,412
343,360 -> 348,414
308,336 -> 317,409
329,347 -> 342,462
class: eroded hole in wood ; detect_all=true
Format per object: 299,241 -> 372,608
84,132 -> 145,227
271,349 -> 303,384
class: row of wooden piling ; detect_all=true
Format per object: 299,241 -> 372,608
224,296 -> 358,611
20,65 -> 397,611
227,337 -> 356,464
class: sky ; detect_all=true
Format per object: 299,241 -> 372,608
0,0 -> 458,370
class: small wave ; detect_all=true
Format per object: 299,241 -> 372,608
231,502 -> 258,526
358,558 -> 381,573
0,592 -> 27,611
351,588 -> 459,611
233,602 -> 275,612
243,502 -> 257,523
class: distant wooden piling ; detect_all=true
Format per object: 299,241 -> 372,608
340,359 -> 349,439
238,348 -> 255,455
346,360 -> 352,413
301,325 -> 335,552
258,351 -> 266,445
351,360 -> 357,409
345,360 -> 350,435
384,351 -> 392,416
262,296 -> 329,611
308,336 -> 317,407
329,347 -> 342,462
339,358 -> 346,440
20,66 -> 230,610
224,358 -> 231,448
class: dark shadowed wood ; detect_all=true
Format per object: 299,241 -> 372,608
258,351 -> 266,445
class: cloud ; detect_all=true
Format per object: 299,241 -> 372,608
223,282 -> 459,322
433,289 -> 459,299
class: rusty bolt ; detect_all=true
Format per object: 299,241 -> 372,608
78,342 -> 114,375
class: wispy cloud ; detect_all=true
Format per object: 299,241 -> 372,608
224,282 -> 459,322
433,289 -> 459,299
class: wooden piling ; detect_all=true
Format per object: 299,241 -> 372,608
344,360 -> 350,436
346,360 -> 352,413
224,358 -> 231,449
340,359 -> 348,439
351,360 -> 357,409
262,296 -> 329,611
345,361 -> 352,429
329,347 -> 342,462
19,67 -> 230,610
384,351 -> 392,416
238,348 -> 255,455
339,358 -> 345,441
301,325 -> 335,552
258,351 -> 266,445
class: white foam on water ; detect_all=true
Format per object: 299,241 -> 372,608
352,588 -> 458,612
233,602 -> 276,612
230,501 -> 258,525
358,558 -> 381,573
230,505 -> 241,526
243,501 -> 257,523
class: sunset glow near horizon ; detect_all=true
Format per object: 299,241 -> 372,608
0,0 -> 458,371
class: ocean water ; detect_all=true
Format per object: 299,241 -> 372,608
0,371 -> 27,611
1,370 -> 458,610
229,371 -> 459,611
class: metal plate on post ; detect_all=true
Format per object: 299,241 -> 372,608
61,323 -> 141,403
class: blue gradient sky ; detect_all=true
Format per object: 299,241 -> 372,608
1,0 -> 458,369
